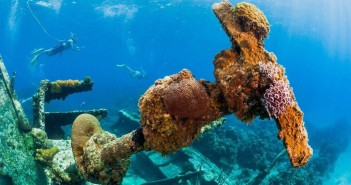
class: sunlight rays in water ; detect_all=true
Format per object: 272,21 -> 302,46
7,0 -> 20,39
259,0 -> 351,61
321,0 -> 351,61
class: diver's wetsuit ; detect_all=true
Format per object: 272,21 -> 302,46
46,41 -> 71,56
30,35 -> 78,65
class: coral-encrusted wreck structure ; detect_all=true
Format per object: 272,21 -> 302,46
71,1 -> 313,184
211,1 -> 313,167
0,57 -> 43,184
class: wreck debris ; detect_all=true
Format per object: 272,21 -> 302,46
10,72 -> 15,96
112,109 -> 141,135
141,171 -> 204,185
45,109 -> 107,139
44,77 -> 93,103
0,56 -> 41,184
32,77 -> 94,129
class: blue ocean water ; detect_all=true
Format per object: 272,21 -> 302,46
0,0 -> 350,184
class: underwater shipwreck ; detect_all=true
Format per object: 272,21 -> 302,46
6,1 -> 347,184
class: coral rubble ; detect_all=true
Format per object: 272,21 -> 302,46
71,1 -> 313,184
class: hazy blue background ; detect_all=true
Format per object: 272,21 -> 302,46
0,0 -> 350,184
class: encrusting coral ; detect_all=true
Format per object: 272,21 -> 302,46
44,77 -> 93,103
32,77 -> 94,130
211,1 -> 312,167
71,1 -> 313,184
50,80 -> 81,94
72,114 -> 143,184
163,77 -> 211,119
139,69 -> 225,154
232,2 -> 270,40
35,146 -> 59,165
31,128 -> 54,149
71,114 -> 103,181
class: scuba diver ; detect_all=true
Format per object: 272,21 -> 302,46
116,64 -> 148,79
31,33 -> 81,65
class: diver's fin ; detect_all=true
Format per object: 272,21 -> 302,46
30,54 -> 41,65
32,48 -> 44,55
